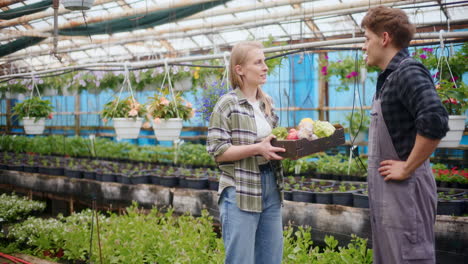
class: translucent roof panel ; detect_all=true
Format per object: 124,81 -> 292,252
0,0 -> 466,72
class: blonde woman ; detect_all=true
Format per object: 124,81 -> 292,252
207,41 -> 286,264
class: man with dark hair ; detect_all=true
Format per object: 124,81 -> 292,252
361,6 -> 449,264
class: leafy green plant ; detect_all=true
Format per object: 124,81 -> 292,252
345,110 -> 370,136
12,96 -> 54,121
413,44 -> 468,115
101,96 -> 147,122
319,53 -> 379,92
0,193 -> 46,224
147,90 -> 194,122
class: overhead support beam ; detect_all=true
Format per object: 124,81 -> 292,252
436,0 -> 450,21
0,0 -> 22,8
2,0 -> 218,34
0,0 -> 432,40
0,0 -> 116,28
1,0 -> 434,58
2,31 -> 467,80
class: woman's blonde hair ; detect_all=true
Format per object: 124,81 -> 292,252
229,41 -> 273,116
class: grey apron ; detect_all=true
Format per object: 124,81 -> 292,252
368,60 -> 437,264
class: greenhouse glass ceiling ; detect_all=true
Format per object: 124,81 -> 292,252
0,0 -> 467,74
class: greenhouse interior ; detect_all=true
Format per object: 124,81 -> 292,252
0,0 -> 467,263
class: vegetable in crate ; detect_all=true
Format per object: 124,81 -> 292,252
314,120 -> 336,138
271,127 -> 288,140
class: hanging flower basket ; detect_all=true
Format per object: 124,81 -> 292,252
62,0 -> 95,10
22,117 -> 46,135
152,118 -> 183,141
438,115 -> 467,148
113,117 -> 143,139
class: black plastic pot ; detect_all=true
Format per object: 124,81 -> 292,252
179,177 -> 187,188
159,176 -> 179,187
48,167 -> 65,176
283,191 -> 293,201
7,165 -> 23,171
185,177 -> 209,190
65,169 -> 82,179
315,192 -> 332,204
208,179 -> 219,191
83,171 -> 96,180
23,165 -> 39,173
352,192 -> 369,208
100,173 -> 116,182
131,175 -> 150,184
292,190 -> 315,203
437,200 -> 464,216
150,175 -> 160,185
116,174 -> 131,185
332,192 -> 356,206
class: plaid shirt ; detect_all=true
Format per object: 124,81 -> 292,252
376,48 -> 449,160
207,88 -> 283,212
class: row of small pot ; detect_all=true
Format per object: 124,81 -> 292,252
1,163 -> 220,191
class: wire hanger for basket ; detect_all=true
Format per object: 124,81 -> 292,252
113,62 -> 136,114
221,51 -> 230,91
160,58 -> 180,119
436,30 -> 458,90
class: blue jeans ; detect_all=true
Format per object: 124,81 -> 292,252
219,164 -> 283,264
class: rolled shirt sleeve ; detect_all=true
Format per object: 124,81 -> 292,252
398,63 -> 449,139
206,96 -> 233,159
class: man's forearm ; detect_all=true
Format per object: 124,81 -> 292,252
404,134 -> 440,175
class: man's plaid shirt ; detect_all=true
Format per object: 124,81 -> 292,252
376,48 -> 449,160
207,88 -> 283,213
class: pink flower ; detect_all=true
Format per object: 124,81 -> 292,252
350,71 -> 358,77
321,66 -> 328,76
346,74 -> 352,79
102,118 -> 108,123
153,117 -> 161,124
451,76 -> 459,82
185,102 -> 192,108
420,54 -> 427,59
47,113 -> 53,119
160,97 -> 170,106
128,109 -> 138,117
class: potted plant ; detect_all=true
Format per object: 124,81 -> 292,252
101,96 -> 147,139
413,44 -> 467,147
12,96 -> 53,135
146,90 -> 194,141
435,80 -> 467,147
345,110 -> 370,143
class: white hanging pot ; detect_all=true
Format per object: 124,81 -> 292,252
62,0 -> 95,10
438,115 -> 467,148
153,118 -> 183,141
113,117 -> 143,139
22,117 -> 46,135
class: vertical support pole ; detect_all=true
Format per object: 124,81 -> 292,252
6,99 -> 11,134
74,95 -> 80,136
69,197 -> 74,214
318,52 -> 329,121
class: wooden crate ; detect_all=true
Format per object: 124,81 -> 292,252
271,124 -> 345,159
